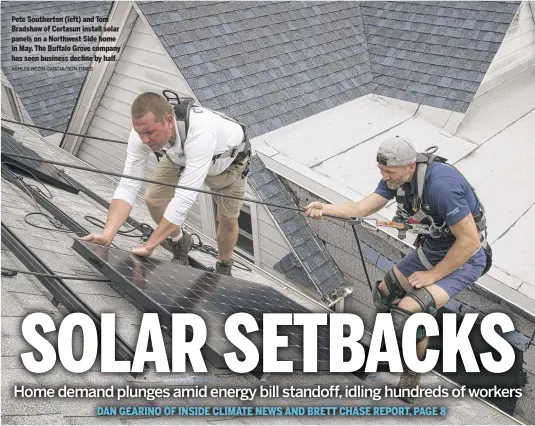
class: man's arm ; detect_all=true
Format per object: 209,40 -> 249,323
102,199 -> 133,243
140,131 -> 217,252
305,193 -> 389,219
82,129 -> 148,246
427,214 -> 481,281
409,176 -> 481,289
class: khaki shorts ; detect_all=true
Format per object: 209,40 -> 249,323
144,154 -> 250,219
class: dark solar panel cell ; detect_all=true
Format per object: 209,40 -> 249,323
1,130 -> 80,194
73,240 -> 345,371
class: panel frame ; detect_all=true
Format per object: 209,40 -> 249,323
2,132 -> 80,194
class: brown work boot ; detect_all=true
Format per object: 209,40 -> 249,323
215,259 -> 233,276
169,230 -> 193,266
397,369 -> 421,404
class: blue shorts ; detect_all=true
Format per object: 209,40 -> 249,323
396,247 -> 486,299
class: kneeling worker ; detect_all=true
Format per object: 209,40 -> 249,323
82,92 -> 250,276
305,136 -> 489,402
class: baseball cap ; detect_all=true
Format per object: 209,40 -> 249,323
376,136 -> 417,166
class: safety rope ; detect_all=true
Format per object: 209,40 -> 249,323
2,118 -> 128,145
2,164 -> 253,273
2,125 -> 377,291
351,224 -> 373,292
4,152 -> 375,225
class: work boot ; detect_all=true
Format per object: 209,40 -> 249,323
169,230 -> 193,266
215,259 -> 233,276
397,369 -> 421,404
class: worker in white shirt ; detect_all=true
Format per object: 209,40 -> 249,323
82,92 -> 250,276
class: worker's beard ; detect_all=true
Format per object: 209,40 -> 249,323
386,169 -> 412,190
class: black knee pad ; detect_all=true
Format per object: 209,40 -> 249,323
373,281 -> 390,313
402,288 -> 438,343
373,269 -> 406,313
384,268 -> 405,301
405,288 -> 437,316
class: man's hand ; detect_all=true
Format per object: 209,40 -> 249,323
132,245 -> 154,257
80,233 -> 112,246
408,270 -> 438,289
304,201 -> 325,219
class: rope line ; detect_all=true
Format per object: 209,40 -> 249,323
2,124 -> 378,291
2,118 -> 128,145
4,152 -> 373,224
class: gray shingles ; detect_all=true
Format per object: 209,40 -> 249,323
279,214 -> 308,235
249,156 -> 345,298
137,2 -> 375,137
286,229 -> 314,248
303,251 -> 328,273
1,1 -> 113,136
362,1 -> 518,113
2,0 -> 511,141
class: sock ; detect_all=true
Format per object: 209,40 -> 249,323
170,229 -> 183,242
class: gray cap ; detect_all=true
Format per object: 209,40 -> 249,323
377,136 -> 417,166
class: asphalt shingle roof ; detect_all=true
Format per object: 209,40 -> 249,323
138,1 -> 374,138
362,1 -> 520,112
1,1 -> 113,135
248,155 -> 346,300
137,1 -> 519,138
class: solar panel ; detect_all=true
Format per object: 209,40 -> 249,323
1,130 -> 80,194
73,239 -> 341,371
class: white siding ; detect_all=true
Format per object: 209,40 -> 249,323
1,69 -> 33,126
256,203 -> 292,274
475,1 -> 535,98
77,16 -> 203,230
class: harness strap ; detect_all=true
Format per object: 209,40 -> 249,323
211,136 -> 251,165
163,89 -> 248,165
416,246 -> 434,271
415,159 -> 429,210
396,149 -> 488,241
160,98 -> 248,167
176,118 -> 187,149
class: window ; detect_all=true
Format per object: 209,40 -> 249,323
214,201 -> 255,262
236,204 -> 254,258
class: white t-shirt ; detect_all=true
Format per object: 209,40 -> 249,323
113,106 -> 244,225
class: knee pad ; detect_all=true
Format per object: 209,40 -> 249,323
373,269 -> 406,313
384,268 -> 405,301
407,288 -> 437,342
405,288 -> 437,316
372,269 -> 405,313
372,281 -> 390,313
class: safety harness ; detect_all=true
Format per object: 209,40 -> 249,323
393,146 -> 492,275
158,90 -> 250,166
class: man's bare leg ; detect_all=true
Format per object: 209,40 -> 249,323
216,214 -> 239,261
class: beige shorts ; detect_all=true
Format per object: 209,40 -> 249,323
144,154 -> 250,219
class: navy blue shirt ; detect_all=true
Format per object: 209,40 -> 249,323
375,162 -> 481,262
